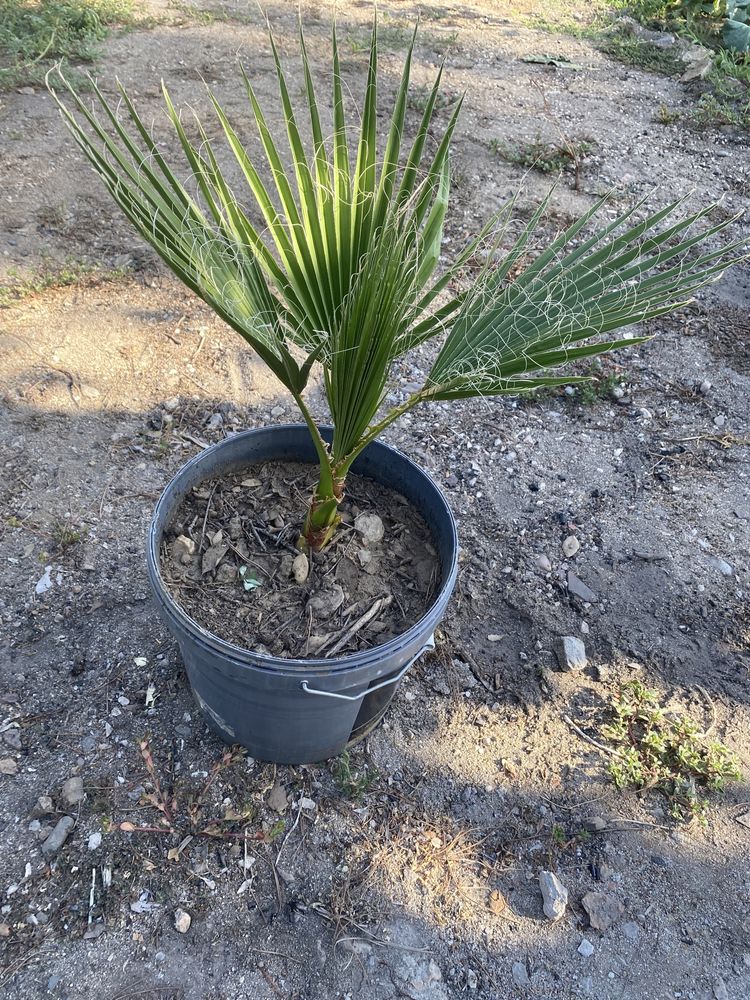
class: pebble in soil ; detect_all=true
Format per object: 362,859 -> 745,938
160,462 -> 439,657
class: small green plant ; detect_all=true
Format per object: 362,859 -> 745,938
407,83 -> 457,113
572,364 -> 621,403
688,90 -> 750,126
655,102 -> 682,123
52,519 -> 86,550
331,751 -> 379,800
50,20 -> 747,550
551,823 -> 567,846
602,679 -> 742,822
0,0 -> 133,90
491,135 -> 593,176
598,30 -> 686,75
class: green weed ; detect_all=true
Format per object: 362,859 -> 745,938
52,520 -> 86,550
655,102 -> 682,123
331,751 -> 379,801
602,679 -> 742,823
578,370 -> 621,404
689,90 -> 750,126
490,134 -> 593,188
407,83 -> 458,114
597,30 -> 686,75
0,0 -> 134,90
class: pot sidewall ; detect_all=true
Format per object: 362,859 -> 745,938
147,425 -> 458,763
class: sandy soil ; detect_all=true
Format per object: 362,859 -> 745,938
1,2 -> 749,999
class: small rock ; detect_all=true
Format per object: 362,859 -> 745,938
83,923 -> 106,940
0,758 -> 18,776
535,553 -> 552,573
173,535 -> 197,564
699,379 -> 712,395
622,921 -> 641,942
713,414 -> 726,429
270,405 -> 285,417
61,775 -> 85,809
466,969 -> 478,991
47,975 -> 61,991
42,816 -> 75,858
567,571 -> 598,603
357,548 -> 380,573
174,908 -> 192,934
511,961 -> 530,987
354,512 -> 385,546
713,978 -> 730,1000
539,870 -> 568,921
578,938 -> 595,958
445,473 -> 458,488
716,559 -> 733,577
307,584 -> 345,618
340,937 -> 373,958
87,832 -> 102,851
0,923 -> 10,937
554,636 -> 587,672
583,816 -> 608,833
582,891 -> 625,931
215,563 -> 236,584
2,729 -> 22,750
31,795 -> 54,818
398,955 -> 447,998
292,552 -> 309,584
299,797 -> 316,812
205,412 -> 223,432
562,535 -> 580,558
267,782 -> 288,813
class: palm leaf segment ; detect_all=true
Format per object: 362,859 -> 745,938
49,20 -> 746,541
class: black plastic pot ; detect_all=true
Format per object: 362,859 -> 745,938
146,424 -> 458,764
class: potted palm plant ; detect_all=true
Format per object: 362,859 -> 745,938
50,21 -> 745,763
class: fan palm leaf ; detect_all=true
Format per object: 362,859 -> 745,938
48,19 -> 747,548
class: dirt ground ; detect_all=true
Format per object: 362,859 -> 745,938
1,1 -> 750,998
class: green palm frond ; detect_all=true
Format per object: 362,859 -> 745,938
48,18 -> 747,547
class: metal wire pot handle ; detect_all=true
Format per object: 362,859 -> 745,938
299,636 -> 435,701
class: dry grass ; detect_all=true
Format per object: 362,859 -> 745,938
363,817 -> 498,929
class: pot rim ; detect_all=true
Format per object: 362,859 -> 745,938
147,423 -> 458,675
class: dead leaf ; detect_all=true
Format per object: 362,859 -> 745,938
488,889 -> 507,915
267,782 -> 288,813
202,542 -> 229,575
119,821 -> 137,832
